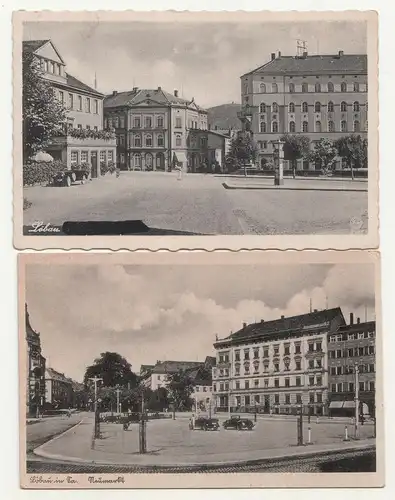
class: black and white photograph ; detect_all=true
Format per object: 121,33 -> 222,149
20,251 -> 383,488
13,10 -> 378,250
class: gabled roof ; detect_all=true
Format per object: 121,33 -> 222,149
45,367 -> 73,384
23,40 -> 50,53
151,360 -> 203,374
242,53 -> 367,77
65,73 -> 103,97
220,307 -> 345,343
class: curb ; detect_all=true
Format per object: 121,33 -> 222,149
33,418 -> 85,457
222,182 -> 368,193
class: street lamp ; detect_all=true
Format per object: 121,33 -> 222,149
139,389 -> 147,454
297,403 -> 304,446
271,140 -> 285,186
88,376 -> 103,439
354,362 -> 360,439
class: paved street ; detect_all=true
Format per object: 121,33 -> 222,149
23,172 -> 368,235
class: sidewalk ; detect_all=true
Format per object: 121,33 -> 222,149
222,178 -> 367,192
33,415 -> 375,467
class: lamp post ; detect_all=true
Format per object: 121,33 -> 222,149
354,363 -> 360,439
272,139 -> 285,186
139,389 -> 147,454
297,403 -> 304,446
115,387 -> 122,414
88,376 -> 103,439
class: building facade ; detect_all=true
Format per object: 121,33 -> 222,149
327,315 -> 376,417
26,305 -> 46,417
23,40 -> 116,173
103,87 -> 208,172
44,367 -> 74,410
212,308 -> 346,416
239,50 -> 367,171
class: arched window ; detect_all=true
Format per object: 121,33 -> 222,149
315,121 -> 322,133
260,83 -> 266,93
328,121 -> 335,132
289,83 -> 295,93
302,83 -> 308,93
157,134 -> 164,147
354,82 -> 360,92
302,102 -> 308,113
315,82 -> 321,93
260,121 -> 266,133
157,116 -> 164,128
272,121 -> 278,133
341,120 -> 347,132
134,153 -> 141,168
328,101 -> 334,112
289,102 -> 295,113
272,102 -> 278,113
353,120 -> 360,132
341,82 -> 347,92
272,83 -> 278,93
145,134 -> 152,147
328,82 -> 334,92
353,101 -> 360,112
289,121 -> 296,133
315,102 -> 321,112
260,102 -> 266,113
302,121 -> 309,132
134,134 -> 141,147
341,101 -> 347,112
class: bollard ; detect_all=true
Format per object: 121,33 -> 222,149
307,426 -> 311,444
344,425 -> 350,441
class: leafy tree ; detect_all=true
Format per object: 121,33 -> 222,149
281,134 -> 310,178
84,352 -> 139,389
22,48 -> 66,161
167,370 -> 194,411
307,138 -> 338,175
334,135 -> 368,180
225,132 -> 258,175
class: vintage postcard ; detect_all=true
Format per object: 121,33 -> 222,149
13,10 -> 378,250
19,251 -> 383,488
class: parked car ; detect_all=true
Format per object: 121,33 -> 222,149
53,168 -> 90,187
190,417 -> 220,431
223,415 -> 254,431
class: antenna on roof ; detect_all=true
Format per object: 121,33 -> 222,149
296,39 -> 307,57
94,72 -> 97,90
309,298 -> 313,313
365,304 -> 368,322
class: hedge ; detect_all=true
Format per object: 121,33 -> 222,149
23,160 -> 66,187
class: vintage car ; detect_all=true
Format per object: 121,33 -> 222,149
189,417 -> 220,431
53,168 -> 90,187
223,415 -> 254,430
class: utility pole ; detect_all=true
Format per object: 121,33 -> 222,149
297,403 -> 304,446
354,363 -> 360,439
139,389 -> 147,453
116,387 -> 121,414
88,376 -> 103,439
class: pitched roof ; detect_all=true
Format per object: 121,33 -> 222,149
338,320 -> 376,333
104,88 -> 207,111
222,307 -> 345,342
151,360 -> 203,374
45,367 -> 73,383
242,53 -> 367,77
22,40 -> 50,53
65,73 -> 103,97
204,356 -> 216,367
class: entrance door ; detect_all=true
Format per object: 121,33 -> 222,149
264,395 -> 270,413
91,152 -> 98,178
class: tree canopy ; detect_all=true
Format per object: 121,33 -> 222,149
22,49 -> 66,161
307,138 -> 338,174
281,134 -> 310,177
225,132 -> 258,172
167,370 -> 194,411
334,135 -> 368,179
83,352 -> 139,389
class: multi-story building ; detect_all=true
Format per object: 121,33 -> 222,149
213,308 -> 346,416
140,360 -> 204,391
26,304 -> 46,417
44,367 -> 74,410
23,39 -> 116,173
194,128 -> 238,172
239,50 -> 367,171
103,87 -> 208,172
327,314 -> 376,418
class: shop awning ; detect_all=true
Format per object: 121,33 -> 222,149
173,151 -> 187,163
329,401 -> 344,409
343,401 -> 356,408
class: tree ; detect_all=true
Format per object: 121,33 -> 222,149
83,352 -> 139,389
225,132 -> 258,175
22,48 -> 66,161
281,134 -> 310,179
167,370 -> 194,411
307,138 -> 338,175
334,135 -> 368,180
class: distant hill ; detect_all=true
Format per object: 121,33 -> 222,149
207,103 -> 241,130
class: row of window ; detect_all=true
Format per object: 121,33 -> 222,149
219,342 -> 317,364
329,331 -> 375,342
329,363 -> 375,375
74,124 -> 98,132
253,82 -> 364,94
130,152 -> 166,168
231,393 -> 323,406
329,345 -> 375,358
216,357 -> 323,377
70,149 -> 114,164
259,119 -> 364,133
58,91 -> 99,114
121,134 -> 166,148
331,381 -> 375,393
259,101 -> 365,114
194,386 -> 212,392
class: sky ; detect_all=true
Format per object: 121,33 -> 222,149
23,20 -> 367,108
25,262 -> 375,382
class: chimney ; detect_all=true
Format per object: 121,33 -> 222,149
278,51 -> 282,58
338,50 -> 344,57
112,90 -> 118,96
174,89 -> 179,97
243,322 -> 247,328
314,309 -> 318,313
281,315 -> 285,319
350,312 -> 354,325
260,319 -> 265,323
271,52 -> 276,61
157,86 -> 162,91
302,51 -> 308,58
357,317 -> 361,324
133,87 -> 138,92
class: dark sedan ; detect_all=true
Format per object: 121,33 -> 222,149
223,415 -> 254,430
190,417 -> 220,431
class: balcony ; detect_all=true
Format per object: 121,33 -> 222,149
216,360 -> 231,368
50,129 -> 116,148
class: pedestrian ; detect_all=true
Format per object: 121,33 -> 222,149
67,408 -> 71,418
